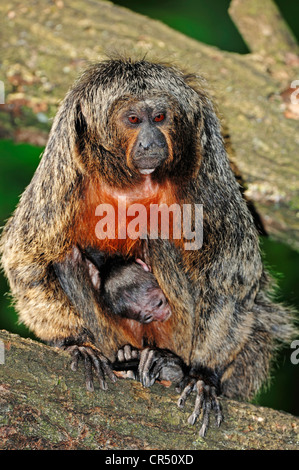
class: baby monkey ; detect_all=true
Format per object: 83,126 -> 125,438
85,248 -> 185,384
85,249 -> 172,324
54,246 -> 184,386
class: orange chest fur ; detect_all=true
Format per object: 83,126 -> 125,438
75,177 -> 179,256
74,177 -> 179,349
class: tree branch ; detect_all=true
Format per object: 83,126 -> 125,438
229,0 -> 299,56
0,330 -> 298,450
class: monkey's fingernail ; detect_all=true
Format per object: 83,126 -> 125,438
188,413 -> 197,426
143,375 -> 152,387
216,414 -> 223,427
110,374 -> 117,383
100,380 -> 108,391
177,398 -> 185,408
198,424 -> 207,438
86,380 -> 94,392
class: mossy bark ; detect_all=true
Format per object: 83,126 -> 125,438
0,330 -> 298,450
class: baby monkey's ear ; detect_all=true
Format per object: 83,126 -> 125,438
135,258 -> 151,272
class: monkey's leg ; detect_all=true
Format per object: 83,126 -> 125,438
53,246 -> 117,391
177,368 -> 223,438
138,347 -> 186,387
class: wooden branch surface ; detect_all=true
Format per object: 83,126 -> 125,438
229,0 -> 299,56
0,330 -> 298,450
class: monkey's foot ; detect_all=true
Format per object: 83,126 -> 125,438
139,347 -> 185,387
178,378 -> 223,438
66,345 -> 117,392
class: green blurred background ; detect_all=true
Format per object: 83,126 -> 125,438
0,0 -> 298,415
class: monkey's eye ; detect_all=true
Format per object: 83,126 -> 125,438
153,113 -> 165,122
128,115 -> 141,124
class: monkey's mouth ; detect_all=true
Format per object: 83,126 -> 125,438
144,306 -> 172,324
133,154 -> 166,175
139,168 -> 155,175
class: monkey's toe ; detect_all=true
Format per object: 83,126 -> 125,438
178,378 -> 223,438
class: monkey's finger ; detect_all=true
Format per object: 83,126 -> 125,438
187,380 -> 204,425
139,348 -> 157,387
177,379 -> 196,408
131,349 -> 140,359
124,344 -> 134,361
211,387 -> 223,427
80,347 -> 94,392
98,356 -> 118,384
138,347 -> 151,367
198,387 -> 212,438
68,346 -> 80,372
138,347 -> 151,382
89,353 -> 108,390
117,348 -> 125,362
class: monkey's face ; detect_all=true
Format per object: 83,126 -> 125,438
109,97 -> 176,177
72,60 -> 205,185
125,286 -> 172,324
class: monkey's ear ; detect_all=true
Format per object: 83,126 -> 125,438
135,258 -> 151,272
85,259 -> 101,290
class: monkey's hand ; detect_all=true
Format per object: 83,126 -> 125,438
65,343 -> 117,392
113,344 -> 140,379
139,347 -> 185,387
177,368 -> 223,438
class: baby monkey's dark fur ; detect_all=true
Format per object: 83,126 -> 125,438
54,246 -> 171,325
0,58 -> 296,437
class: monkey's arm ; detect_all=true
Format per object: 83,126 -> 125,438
0,162 -> 118,392
53,246 -> 117,391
